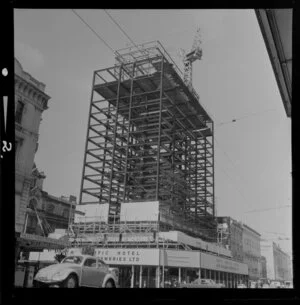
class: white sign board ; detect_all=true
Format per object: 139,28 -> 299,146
122,233 -> 155,242
120,201 -> 159,222
200,252 -> 248,275
74,203 -> 109,223
94,248 -> 160,266
160,250 -> 200,268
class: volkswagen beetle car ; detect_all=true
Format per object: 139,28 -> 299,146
33,255 -> 118,288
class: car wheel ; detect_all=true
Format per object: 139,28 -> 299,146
64,274 -> 78,288
105,280 -> 115,288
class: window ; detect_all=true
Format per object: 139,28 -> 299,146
46,203 -> 55,214
15,100 -> 25,124
62,208 -> 69,219
98,259 -> 106,266
62,256 -> 83,264
84,258 -> 97,267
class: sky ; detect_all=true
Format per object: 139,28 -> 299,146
14,9 -> 292,255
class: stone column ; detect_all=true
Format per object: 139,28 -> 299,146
139,266 -> 143,288
131,265 -> 135,288
156,266 -> 160,288
179,267 -> 181,283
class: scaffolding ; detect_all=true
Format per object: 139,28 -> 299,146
79,41 -> 216,241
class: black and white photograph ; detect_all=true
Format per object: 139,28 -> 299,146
8,7 -> 294,297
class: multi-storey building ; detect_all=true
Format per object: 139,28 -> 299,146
260,240 -> 292,281
242,224 -> 261,281
15,58 -> 50,234
217,217 -> 243,262
15,59 -> 71,265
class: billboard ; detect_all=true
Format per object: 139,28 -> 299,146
74,203 -> 109,223
120,201 -> 159,222
201,252 -> 248,275
161,250 -> 200,268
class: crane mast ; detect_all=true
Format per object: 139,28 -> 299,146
183,27 -> 203,87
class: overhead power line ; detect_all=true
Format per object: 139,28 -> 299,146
103,9 -> 148,58
264,231 -> 290,236
71,9 -> 116,54
104,9 -> 138,49
217,108 -> 277,126
244,205 -> 291,213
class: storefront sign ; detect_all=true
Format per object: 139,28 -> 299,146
161,250 -> 200,268
200,252 -> 248,275
94,248 -> 159,266
121,233 -> 154,242
159,231 -> 232,258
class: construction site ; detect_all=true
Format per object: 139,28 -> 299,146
20,37 -> 249,289
62,39 -> 249,288
74,38 -> 216,243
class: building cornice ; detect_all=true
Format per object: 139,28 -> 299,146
15,74 -> 50,111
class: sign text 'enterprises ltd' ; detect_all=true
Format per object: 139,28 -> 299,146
94,248 -> 159,266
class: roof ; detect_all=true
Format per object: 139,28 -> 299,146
242,223 -> 261,237
255,9 -> 292,117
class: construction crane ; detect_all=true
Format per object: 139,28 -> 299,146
181,27 -> 203,87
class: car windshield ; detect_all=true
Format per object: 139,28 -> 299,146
61,256 -> 83,264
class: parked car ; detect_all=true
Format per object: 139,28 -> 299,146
237,283 -> 247,288
284,281 -> 293,288
180,279 -> 223,288
33,255 -> 118,288
249,281 -> 257,288
262,284 -> 270,289
269,281 -> 281,288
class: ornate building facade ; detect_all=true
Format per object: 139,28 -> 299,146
260,240 -> 292,281
15,58 -> 50,234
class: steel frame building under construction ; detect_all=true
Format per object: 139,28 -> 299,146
78,41 -> 216,242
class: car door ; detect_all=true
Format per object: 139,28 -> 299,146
81,258 -> 100,287
96,259 -> 108,286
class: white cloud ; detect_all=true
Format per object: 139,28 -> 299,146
15,41 -> 45,71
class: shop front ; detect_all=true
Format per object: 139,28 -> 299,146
94,247 -> 248,288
